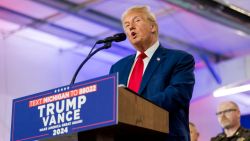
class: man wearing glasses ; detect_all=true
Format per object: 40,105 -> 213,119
211,101 -> 250,141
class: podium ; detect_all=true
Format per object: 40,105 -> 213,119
11,74 -> 169,141
77,87 -> 169,141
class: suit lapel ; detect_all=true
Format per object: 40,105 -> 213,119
138,46 -> 165,94
121,55 -> 135,86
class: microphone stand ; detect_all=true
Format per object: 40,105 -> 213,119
70,41 -> 112,85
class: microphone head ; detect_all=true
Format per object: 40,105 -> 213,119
96,33 -> 127,44
113,33 -> 126,42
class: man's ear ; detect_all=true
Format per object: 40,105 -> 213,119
237,110 -> 241,118
151,24 -> 157,33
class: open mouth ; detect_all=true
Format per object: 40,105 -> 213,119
131,32 -> 137,39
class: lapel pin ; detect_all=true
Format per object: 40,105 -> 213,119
157,57 -> 160,61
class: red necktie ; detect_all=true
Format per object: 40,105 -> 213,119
128,52 -> 147,93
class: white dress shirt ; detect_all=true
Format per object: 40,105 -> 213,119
127,41 -> 160,86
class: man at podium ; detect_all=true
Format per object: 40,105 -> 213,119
109,5 -> 195,141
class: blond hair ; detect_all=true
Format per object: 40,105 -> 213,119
121,5 -> 158,35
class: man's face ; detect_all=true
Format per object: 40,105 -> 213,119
189,124 -> 199,141
122,11 -> 156,50
216,102 -> 240,129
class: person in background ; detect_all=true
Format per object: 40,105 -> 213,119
211,101 -> 250,141
109,5 -> 195,141
189,122 -> 199,141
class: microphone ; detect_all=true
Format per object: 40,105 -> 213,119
70,33 -> 126,85
96,33 -> 126,44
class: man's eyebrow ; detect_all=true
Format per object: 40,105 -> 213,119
124,16 -> 141,23
133,16 -> 141,20
124,21 -> 129,24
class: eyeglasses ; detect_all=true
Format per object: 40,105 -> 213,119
216,109 -> 237,116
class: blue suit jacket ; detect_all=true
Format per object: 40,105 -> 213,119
109,45 -> 195,141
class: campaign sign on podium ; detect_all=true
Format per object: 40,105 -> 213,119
10,74 -> 118,141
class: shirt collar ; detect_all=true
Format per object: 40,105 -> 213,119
222,126 -> 242,138
135,40 -> 159,59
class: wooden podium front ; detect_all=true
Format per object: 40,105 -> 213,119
43,87 -> 169,141
118,87 -> 168,132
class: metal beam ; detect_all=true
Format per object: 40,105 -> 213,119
162,0 -> 250,34
0,6 -> 133,56
32,0 -> 225,61
159,34 -> 230,60
32,0 -> 122,31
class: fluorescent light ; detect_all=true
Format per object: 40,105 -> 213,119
0,0 -> 58,19
93,50 -> 122,63
13,27 -> 122,63
9,25 -> 122,63
54,16 -> 110,36
213,84 -> 250,97
0,19 -> 20,32
74,47 -> 122,63
236,30 -> 247,37
229,4 -> 250,17
14,28 -> 77,49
